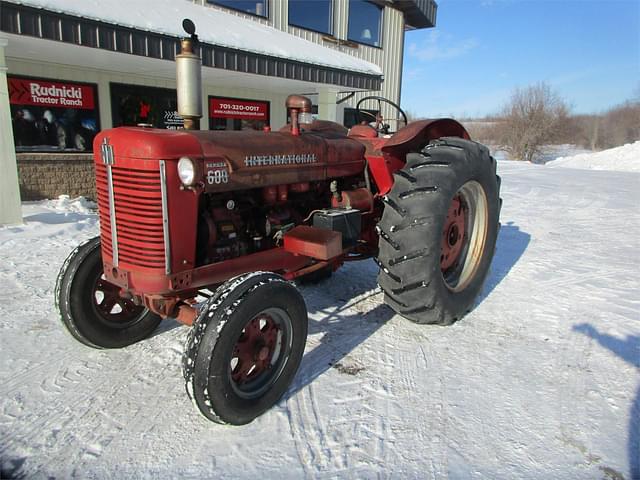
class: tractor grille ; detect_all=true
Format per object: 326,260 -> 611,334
95,161 -> 166,271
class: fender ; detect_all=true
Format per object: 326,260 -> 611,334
382,118 -> 470,156
366,119 -> 471,196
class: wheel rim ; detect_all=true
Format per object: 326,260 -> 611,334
92,274 -> 147,328
441,180 -> 489,292
229,307 -> 293,400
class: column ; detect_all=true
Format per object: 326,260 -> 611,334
317,89 -> 338,122
0,38 -> 23,225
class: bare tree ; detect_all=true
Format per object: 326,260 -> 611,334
497,83 -> 569,162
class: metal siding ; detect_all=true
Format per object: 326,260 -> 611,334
203,0 -> 406,119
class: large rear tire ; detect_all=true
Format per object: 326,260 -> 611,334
376,137 -> 501,325
182,272 -> 308,425
55,237 -> 162,348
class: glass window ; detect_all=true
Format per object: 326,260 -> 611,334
209,0 -> 268,18
289,0 -> 332,35
348,0 -> 382,47
110,83 -> 184,130
343,107 -> 377,128
8,75 -> 100,152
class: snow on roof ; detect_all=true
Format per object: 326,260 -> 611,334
9,0 -> 383,76
546,141 -> 640,173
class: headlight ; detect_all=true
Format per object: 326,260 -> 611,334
177,157 -> 196,186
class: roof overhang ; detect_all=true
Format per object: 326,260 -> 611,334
392,0 -> 438,30
0,1 -> 383,91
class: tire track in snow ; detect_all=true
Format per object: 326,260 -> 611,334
1,329 -> 185,477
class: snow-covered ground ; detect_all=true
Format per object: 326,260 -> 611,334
1,160 -> 639,479
547,141 -> 640,172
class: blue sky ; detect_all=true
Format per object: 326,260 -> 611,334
400,0 -> 640,118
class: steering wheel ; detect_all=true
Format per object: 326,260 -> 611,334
355,96 -> 408,134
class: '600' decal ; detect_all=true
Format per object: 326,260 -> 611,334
206,161 -> 229,185
207,169 -> 229,185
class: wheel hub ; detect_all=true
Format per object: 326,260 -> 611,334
441,195 -> 467,271
93,276 -> 145,327
231,315 -> 279,385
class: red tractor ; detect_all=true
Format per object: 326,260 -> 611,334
55,21 -> 501,425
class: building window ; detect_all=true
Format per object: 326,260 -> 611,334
209,96 -> 270,131
289,0 -> 333,35
348,0 -> 383,47
110,83 -> 184,130
8,75 -> 100,152
208,0 -> 268,18
343,107 -> 377,128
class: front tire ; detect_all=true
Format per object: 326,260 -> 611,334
376,137 -> 501,325
183,272 -> 308,425
55,237 -> 162,348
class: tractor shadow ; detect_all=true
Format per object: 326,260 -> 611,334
284,260 -> 395,399
573,324 -> 640,480
23,211 -> 95,225
284,222 -> 530,399
478,221 -> 531,303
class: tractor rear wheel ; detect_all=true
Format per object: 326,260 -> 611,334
376,137 -> 501,325
182,272 -> 308,425
55,237 -> 162,348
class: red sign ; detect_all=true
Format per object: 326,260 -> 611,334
209,97 -> 269,121
8,77 -> 96,110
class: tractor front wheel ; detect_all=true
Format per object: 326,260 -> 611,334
182,272 -> 308,425
376,137 -> 501,325
55,237 -> 162,348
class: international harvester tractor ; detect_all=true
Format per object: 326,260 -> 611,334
56,20 -> 501,425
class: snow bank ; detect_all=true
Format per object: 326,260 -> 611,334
43,195 -> 97,214
547,141 -> 640,172
9,0 -> 382,75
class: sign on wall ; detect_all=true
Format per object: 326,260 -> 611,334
9,77 -> 96,109
8,75 -> 100,152
209,96 -> 270,131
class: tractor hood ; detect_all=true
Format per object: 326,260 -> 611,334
93,126 -> 366,193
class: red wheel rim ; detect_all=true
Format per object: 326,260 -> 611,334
93,275 -> 146,327
440,194 -> 467,271
231,314 -> 280,385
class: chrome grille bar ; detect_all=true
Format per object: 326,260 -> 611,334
159,160 -> 171,275
106,164 -> 119,267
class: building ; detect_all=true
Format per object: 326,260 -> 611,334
0,0 -> 437,201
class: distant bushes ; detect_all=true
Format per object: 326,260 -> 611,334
459,84 -> 640,161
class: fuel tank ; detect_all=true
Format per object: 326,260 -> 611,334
96,126 -> 367,193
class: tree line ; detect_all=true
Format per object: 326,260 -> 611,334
460,83 -> 640,162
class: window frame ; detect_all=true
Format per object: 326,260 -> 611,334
288,0 -> 334,36
347,0 -> 384,49
207,0 -> 269,20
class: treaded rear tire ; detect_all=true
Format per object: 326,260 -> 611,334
376,137 -> 501,325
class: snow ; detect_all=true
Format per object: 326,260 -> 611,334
8,0 -> 382,76
547,141 -> 640,172
1,162 -> 639,479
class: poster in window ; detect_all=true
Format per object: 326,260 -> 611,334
209,96 -> 270,131
110,83 -> 184,130
8,75 -> 100,152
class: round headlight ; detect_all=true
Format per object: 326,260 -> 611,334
177,157 -> 196,186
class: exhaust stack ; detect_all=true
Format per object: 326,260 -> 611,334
176,19 -> 202,130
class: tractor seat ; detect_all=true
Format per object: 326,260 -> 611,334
348,124 -> 378,138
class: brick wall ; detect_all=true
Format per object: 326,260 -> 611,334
16,153 -> 96,201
